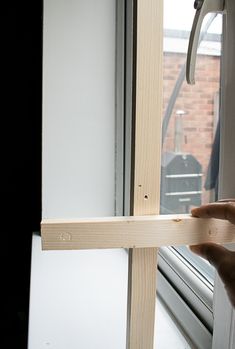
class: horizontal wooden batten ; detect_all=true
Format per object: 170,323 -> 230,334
41,214 -> 235,250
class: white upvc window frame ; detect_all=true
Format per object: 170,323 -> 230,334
212,0 -> 235,347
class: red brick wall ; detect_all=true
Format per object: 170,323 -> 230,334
162,52 -> 220,204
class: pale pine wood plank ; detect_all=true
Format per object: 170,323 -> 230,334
41,215 -> 235,250
127,248 -> 157,349
126,0 -> 163,348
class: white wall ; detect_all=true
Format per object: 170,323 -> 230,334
28,2 -> 129,349
42,0 -> 116,218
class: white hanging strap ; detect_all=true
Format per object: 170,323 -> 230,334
186,0 -> 225,85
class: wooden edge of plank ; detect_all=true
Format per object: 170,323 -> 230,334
41,214 -> 235,250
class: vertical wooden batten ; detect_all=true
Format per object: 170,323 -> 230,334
126,0 -> 163,348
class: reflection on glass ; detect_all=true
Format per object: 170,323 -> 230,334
161,2 -> 222,215
161,0 -> 222,283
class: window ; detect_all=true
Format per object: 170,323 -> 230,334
158,1 -> 235,348
120,0 -> 235,348
157,2 -> 222,346
39,1 -> 235,348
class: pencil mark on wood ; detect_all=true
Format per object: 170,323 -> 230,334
59,232 -> 72,241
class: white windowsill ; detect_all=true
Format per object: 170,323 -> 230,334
28,233 -> 193,349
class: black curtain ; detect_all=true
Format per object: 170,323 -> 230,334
2,2 -> 42,348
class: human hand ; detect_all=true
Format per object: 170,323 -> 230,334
190,200 -> 235,307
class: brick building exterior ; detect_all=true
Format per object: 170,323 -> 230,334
162,52 -> 220,205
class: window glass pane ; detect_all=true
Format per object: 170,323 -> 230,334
161,0 -> 222,283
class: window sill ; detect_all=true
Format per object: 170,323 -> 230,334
29,233 -> 197,348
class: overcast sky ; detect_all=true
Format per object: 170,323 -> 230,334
164,0 -> 222,34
